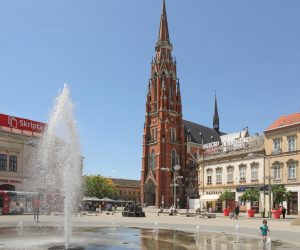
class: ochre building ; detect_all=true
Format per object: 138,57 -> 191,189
264,112 -> 300,215
110,178 -> 141,204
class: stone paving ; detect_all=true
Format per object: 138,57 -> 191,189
0,208 -> 299,248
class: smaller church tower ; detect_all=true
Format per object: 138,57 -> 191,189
213,93 -> 220,133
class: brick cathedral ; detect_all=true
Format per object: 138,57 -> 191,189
141,0 -> 223,208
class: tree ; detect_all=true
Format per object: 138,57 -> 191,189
240,189 -> 260,204
219,190 -> 235,207
83,175 -> 117,199
272,185 -> 291,209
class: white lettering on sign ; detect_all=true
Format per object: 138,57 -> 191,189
205,190 -> 222,195
0,178 -> 22,184
19,119 -> 45,131
203,141 -> 219,149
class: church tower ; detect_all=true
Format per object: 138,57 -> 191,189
213,93 -> 220,133
141,0 -> 185,207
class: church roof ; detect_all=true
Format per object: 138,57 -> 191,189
183,120 -> 224,144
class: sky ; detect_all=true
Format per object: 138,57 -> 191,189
1,0 -> 300,180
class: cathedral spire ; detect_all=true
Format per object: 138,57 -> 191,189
158,0 -> 170,43
213,92 -> 220,133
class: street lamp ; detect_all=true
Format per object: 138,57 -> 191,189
161,165 -> 182,210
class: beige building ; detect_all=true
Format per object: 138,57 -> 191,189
264,112 -> 300,215
0,118 -> 42,192
198,132 -> 265,213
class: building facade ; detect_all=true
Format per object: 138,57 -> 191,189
264,112 -> 300,215
110,178 -> 141,204
198,133 -> 265,213
141,1 -> 223,208
0,113 -> 45,192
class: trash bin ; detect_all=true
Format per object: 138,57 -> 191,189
260,211 -> 265,218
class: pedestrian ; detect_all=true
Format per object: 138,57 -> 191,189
169,205 -> 174,216
234,202 -> 240,220
96,203 -> 100,216
157,207 -> 163,216
259,219 -> 270,245
32,195 -> 40,223
282,206 -> 286,219
186,203 -> 189,214
20,202 -> 24,214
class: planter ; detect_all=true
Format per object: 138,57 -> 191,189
223,208 -> 230,216
247,209 -> 255,218
271,209 -> 281,219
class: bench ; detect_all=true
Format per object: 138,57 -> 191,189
179,212 -> 195,217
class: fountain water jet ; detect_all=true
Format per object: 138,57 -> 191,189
29,84 -> 82,249
153,222 -> 158,241
235,224 -> 240,243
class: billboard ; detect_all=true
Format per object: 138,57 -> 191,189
0,113 -> 46,133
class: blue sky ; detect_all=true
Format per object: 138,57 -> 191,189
1,0 -> 300,180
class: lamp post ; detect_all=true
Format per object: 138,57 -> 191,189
161,165 -> 182,210
199,132 -> 205,200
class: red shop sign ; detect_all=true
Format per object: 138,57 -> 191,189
0,113 -> 46,133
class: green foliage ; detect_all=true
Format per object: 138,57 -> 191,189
272,185 -> 291,209
240,189 -> 260,203
83,175 -> 117,199
219,190 -> 235,206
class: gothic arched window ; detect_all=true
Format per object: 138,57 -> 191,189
153,77 -> 157,111
171,150 -> 179,169
151,150 -> 156,170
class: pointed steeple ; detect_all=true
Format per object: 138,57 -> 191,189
158,0 -> 170,43
213,92 -> 220,133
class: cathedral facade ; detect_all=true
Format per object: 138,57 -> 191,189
140,1 -> 222,208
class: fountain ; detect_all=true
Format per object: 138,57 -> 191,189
194,225 -> 201,248
29,84 -> 82,249
234,224 -> 239,243
153,222 -> 158,241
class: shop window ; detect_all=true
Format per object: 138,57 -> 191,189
9,156 -> 17,172
0,154 -> 7,171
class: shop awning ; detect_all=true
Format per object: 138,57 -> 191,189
199,195 -> 219,201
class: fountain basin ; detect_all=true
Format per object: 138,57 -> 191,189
0,226 -> 298,250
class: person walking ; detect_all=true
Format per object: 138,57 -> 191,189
282,206 -> 287,219
186,203 -> 189,214
32,195 -> 40,223
234,202 -> 240,220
